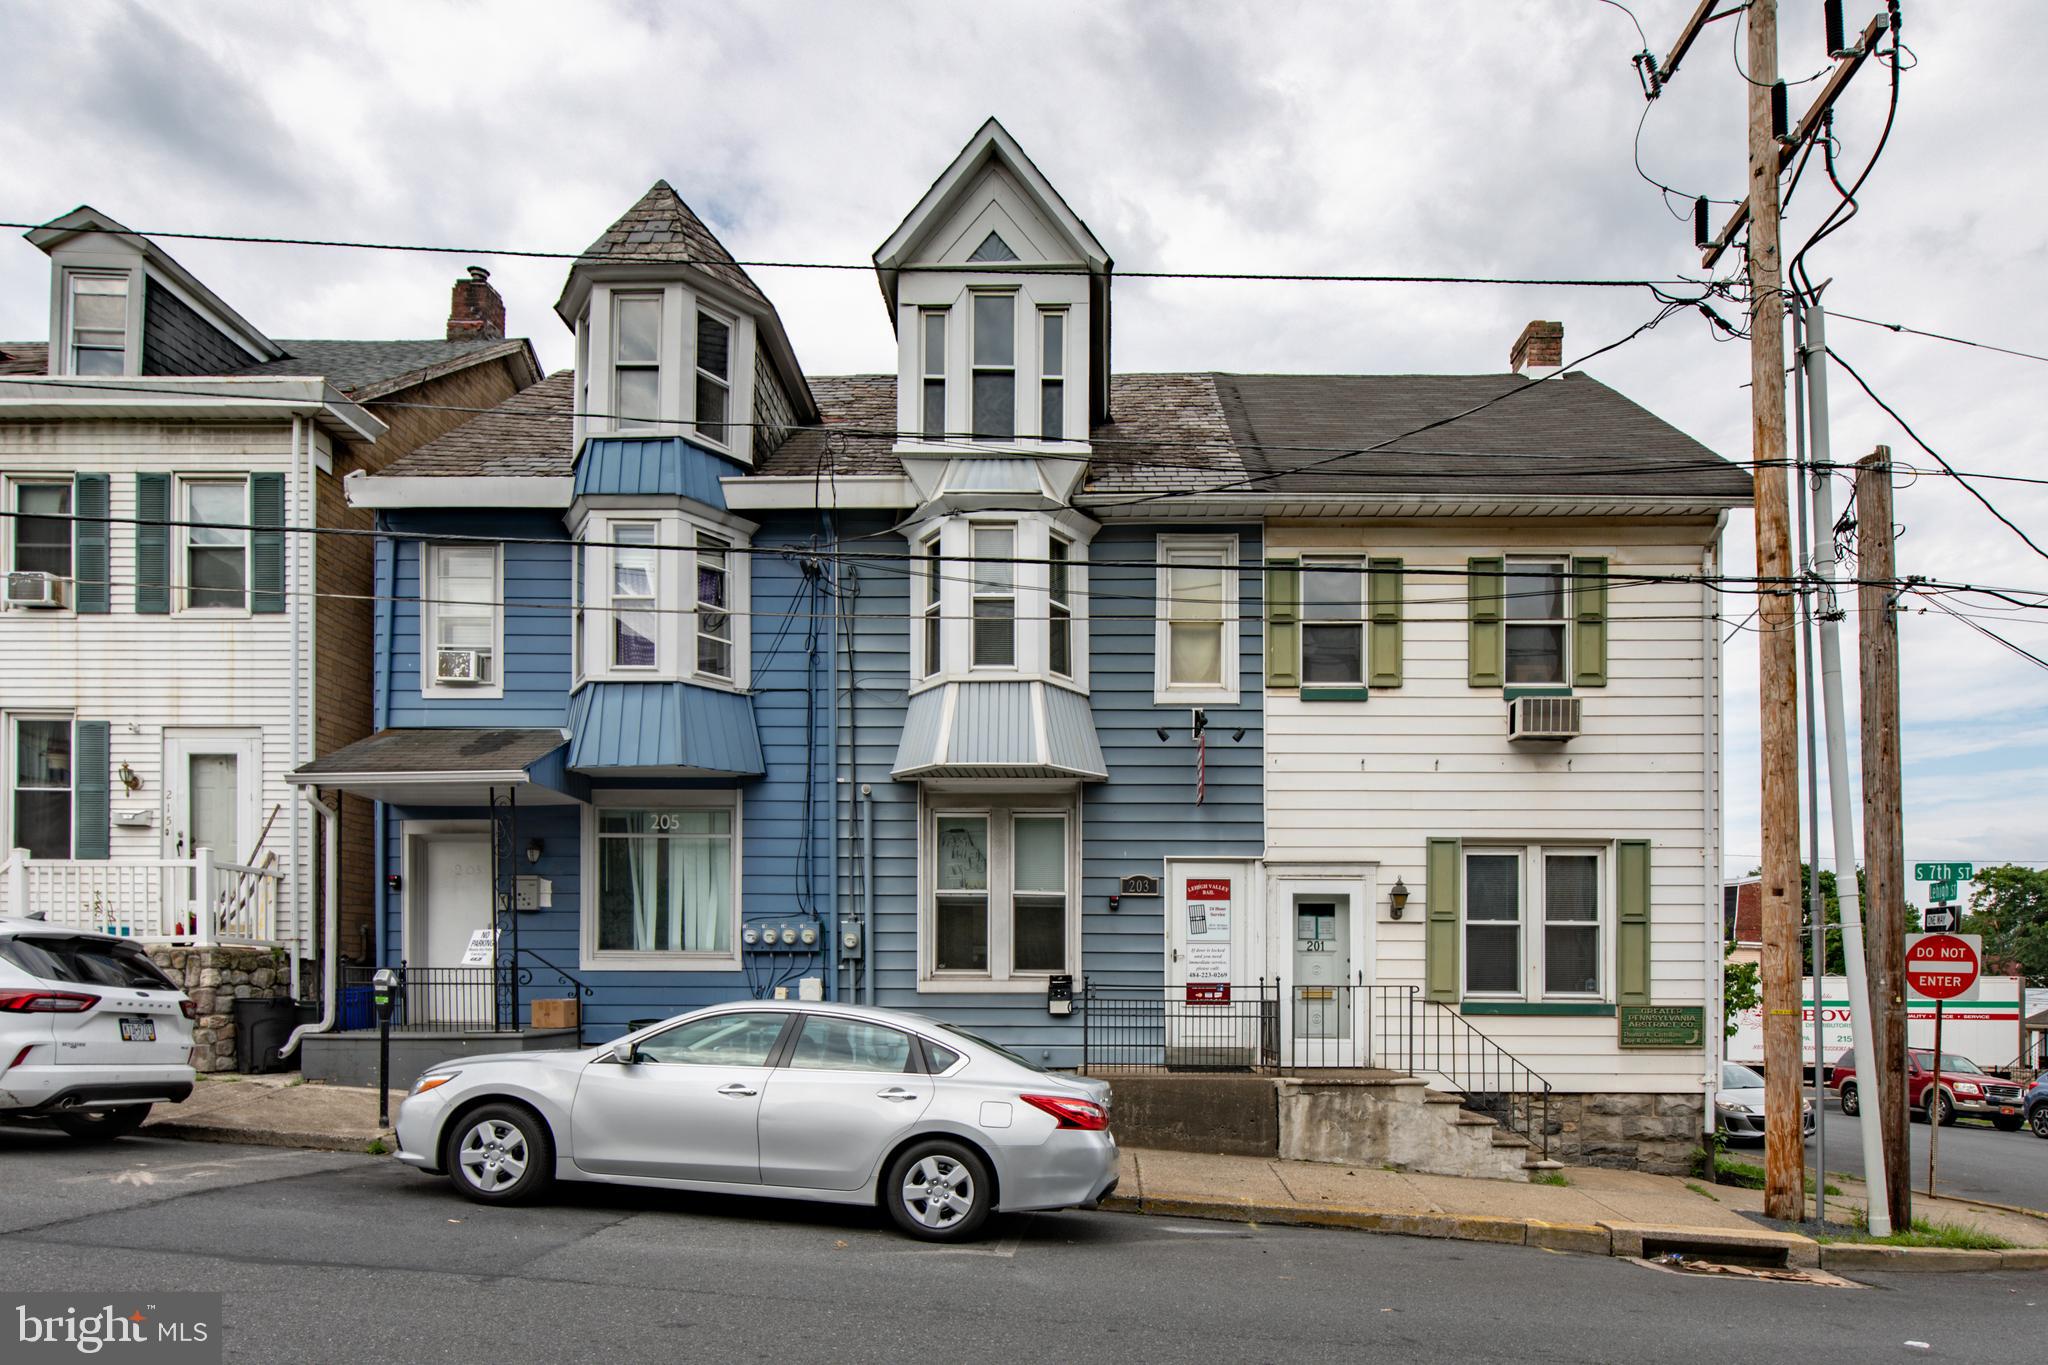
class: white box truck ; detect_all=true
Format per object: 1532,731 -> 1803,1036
1727,975 -> 2027,1073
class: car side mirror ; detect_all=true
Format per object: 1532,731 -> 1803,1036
607,1038 -> 638,1065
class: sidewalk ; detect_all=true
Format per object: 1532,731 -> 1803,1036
143,1074 -> 395,1152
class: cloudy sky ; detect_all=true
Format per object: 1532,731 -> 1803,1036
4,1 -> 2042,893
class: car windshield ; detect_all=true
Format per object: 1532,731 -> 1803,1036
1722,1063 -> 1765,1089
0,935 -> 177,990
1910,1050 -> 1984,1075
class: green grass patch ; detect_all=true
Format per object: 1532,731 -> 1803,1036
1530,1170 -> 1570,1187
1817,1213 -> 2014,1251
364,1138 -> 390,1156
1711,1154 -> 1841,1196
1685,1181 -> 1720,1202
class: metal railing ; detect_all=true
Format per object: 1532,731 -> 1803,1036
1080,980 -> 1557,1159
1,846 -> 281,945
340,956 -> 596,1043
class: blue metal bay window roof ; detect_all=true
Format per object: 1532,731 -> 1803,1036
891,681 -> 1107,782
567,682 -> 766,776
573,436 -> 743,505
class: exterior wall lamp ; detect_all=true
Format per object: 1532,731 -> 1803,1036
118,762 -> 141,793
525,838 -> 544,865
1388,877 -> 1410,920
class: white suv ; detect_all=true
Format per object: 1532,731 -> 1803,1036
0,917 -> 196,1140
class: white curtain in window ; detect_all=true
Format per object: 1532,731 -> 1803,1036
628,833 -> 660,951
676,836 -> 731,952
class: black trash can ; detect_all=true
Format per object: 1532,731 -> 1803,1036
234,996 -> 301,1074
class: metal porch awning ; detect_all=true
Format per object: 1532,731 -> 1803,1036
289,727 -> 582,805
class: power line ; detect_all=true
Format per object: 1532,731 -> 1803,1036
0,219 -> 1702,291
1919,593 -> 2048,672
1826,309 -> 2048,367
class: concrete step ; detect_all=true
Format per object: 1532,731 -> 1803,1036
1523,1158 -> 1566,1173
1489,1130 -> 1531,1149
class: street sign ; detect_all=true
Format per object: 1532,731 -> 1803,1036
1921,906 -> 1959,933
1913,861 -> 1973,882
1928,880 -> 1958,904
1903,932 -> 1981,1001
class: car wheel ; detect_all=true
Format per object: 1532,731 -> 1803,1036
885,1139 -> 993,1242
1930,1090 -> 1957,1127
2031,1106 -> 2048,1140
1991,1115 -> 2023,1133
444,1104 -> 553,1205
1837,1083 -> 1859,1116
52,1105 -> 151,1143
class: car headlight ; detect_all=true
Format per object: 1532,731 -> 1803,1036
1952,1083 -> 1980,1096
409,1071 -> 459,1097
1724,1102 -> 1758,1115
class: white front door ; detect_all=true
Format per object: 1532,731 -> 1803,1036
1263,871 -> 1375,1068
162,730 -> 262,865
414,834 -> 495,1027
1162,862 -> 1259,1068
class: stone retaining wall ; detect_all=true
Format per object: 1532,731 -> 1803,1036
1510,1091 -> 1705,1174
147,945 -> 290,1073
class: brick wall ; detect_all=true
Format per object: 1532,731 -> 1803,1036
313,355 -> 537,963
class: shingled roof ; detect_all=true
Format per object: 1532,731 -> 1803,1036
230,337 -> 533,398
0,342 -> 48,376
370,365 -> 1749,506
574,181 -> 772,312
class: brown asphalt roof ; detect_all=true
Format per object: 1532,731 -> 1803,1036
0,342 -> 50,375
575,181 -> 773,312
294,727 -> 566,779
379,370 -> 576,478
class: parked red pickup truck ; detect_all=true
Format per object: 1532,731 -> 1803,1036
1829,1049 -> 2028,1132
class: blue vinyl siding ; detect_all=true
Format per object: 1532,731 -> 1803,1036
840,517 -> 1264,1064
378,511 -> 572,728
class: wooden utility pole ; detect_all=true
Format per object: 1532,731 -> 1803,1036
1741,0 -> 1807,1223
1857,447 -> 1911,1230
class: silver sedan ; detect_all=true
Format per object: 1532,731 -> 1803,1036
393,1002 -> 1119,1241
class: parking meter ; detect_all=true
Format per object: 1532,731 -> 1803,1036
372,968 -> 399,1127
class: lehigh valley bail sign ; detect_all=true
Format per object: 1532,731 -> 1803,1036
1184,878 -> 1232,1002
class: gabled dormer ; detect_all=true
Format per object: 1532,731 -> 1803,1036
554,182 -> 816,464
28,207 -> 283,377
875,119 -> 1113,455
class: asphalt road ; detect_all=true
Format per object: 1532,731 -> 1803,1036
1,1126 -> 2040,1365
1790,1097 -> 2047,1210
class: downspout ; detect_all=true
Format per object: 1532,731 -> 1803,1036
280,786 -> 339,1058
822,523 -> 840,1001
287,415 -> 306,999
862,785 -> 876,1006
1703,510 -> 1729,1133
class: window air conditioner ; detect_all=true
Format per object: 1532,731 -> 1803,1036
1507,695 -> 1582,741
5,572 -> 65,608
434,648 -> 486,685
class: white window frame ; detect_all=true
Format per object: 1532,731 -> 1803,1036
920,309 -> 948,442
1504,555 -> 1571,687
178,476 -> 250,615
1459,843 -> 1610,1002
969,290 -> 1017,442
1048,534 -> 1074,679
610,290 -> 665,432
1153,534 -> 1240,706
692,306 -> 734,453
579,790 -> 742,971
7,478 -> 75,602
1038,307 -> 1066,442
1298,555 -> 1367,687
693,530 -> 733,682
65,271 -> 130,377
608,521 -> 661,672
968,523 -> 1018,671
421,541 -> 504,699
918,791 -> 1081,992
571,539 -> 585,686
8,713 -> 75,860
918,529 -> 944,680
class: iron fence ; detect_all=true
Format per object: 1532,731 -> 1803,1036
1079,979 -> 1556,1158
338,957 -> 593,1043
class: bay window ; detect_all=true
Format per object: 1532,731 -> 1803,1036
1505,557 -> 1569,684
1039,309 -> 1065,440
425,543 -> 500,692
920,532 -> 943,678
925,797 -> 1076,984
1463,845 -> 1606,1000
1300,558 -> 1365,685
612,293 -> 662,427
184,480 -> 247,611
67,274 -> 128,375
1155,535 -> 1238,704
591,804 -> 736,962
694,310 -> 731,447
921,310 -> 948,441
1048,536 -> 1073,677
971,293 -> 1016,441
611,523 -> 658,668
970,525 -> 1015,667
695,531 -> 732,680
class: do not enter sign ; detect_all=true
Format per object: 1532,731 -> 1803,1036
1904,932 -> 1981,1000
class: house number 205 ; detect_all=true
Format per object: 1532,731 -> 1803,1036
648,813 -> 687,832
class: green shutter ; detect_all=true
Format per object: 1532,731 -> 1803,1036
1425,837 -> 1462,1003
250,472 -> 286,613
74,721 -> 111,860
1265,557 -> 1300,689
1367,557 -> 1403,688
1616,838 -> 1652,1006
134,473 -> 171,614
1572,555 -> 1608,687
72,474 -> 110,614
1467,555 -> 1503,687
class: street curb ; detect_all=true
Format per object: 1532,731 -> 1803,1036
1816,1245 -> 2048,1274
143,1120 -> 393,1155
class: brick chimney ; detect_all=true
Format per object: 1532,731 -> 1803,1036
447,265 -> 505,342
1509,319 -> 1563,378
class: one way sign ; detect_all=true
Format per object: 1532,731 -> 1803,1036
1922,906 -> 1959,933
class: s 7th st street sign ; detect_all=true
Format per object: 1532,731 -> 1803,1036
1914,861 -> 1973,882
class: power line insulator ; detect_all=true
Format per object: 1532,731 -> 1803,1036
1771,80 -> 1789,142
1824,0 -> 1848,56
1693,197 -> 1711,248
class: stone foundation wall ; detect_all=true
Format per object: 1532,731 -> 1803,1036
147,945 -> 290,1073
1510,1092 -> 1706,1174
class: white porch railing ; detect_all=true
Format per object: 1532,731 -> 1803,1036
0,847 -> 281,945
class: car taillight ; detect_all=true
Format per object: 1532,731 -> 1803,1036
4,1045 -> 30,1072
1020,1092 -> 1109,1131
180,999 -> 198,1020
0,989 -> 100,1014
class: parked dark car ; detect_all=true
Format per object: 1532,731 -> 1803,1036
2026,1076 -> 2048,1140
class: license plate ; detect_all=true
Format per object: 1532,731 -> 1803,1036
2000,1106 -> 2017,1116
119,1017 -> 156,1043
